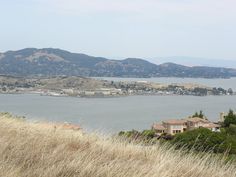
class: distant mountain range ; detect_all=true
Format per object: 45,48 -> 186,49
0,48 -> 236,78
151,56 -> 236,68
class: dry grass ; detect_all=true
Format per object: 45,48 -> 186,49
0,113 -> 235,177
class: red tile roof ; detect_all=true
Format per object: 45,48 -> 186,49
152,123 -> 166,130
202,123 -> 221,128
186,117 -> 209,123
163,119 -> 187,125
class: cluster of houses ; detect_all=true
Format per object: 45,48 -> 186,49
152,113 -> 225,135
79,88 -> 123,97
38,88 -> 124,97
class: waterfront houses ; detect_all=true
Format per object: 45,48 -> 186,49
152,117 -> 221,135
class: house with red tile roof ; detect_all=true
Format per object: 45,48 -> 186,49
152,117 -> 221,135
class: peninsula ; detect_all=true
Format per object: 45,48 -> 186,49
0,75 -> 234,97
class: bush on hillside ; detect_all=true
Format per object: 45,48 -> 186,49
172,128 -> 236,154
118,130 -> 141,138
118,129 -> 159,142
225,124 -> 236,135
224,109 -> 236,127
141,130 -> 156,139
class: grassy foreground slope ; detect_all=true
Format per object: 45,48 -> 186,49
0,114 -> 235,177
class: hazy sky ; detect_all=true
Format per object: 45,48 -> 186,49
0,0 -> 236,60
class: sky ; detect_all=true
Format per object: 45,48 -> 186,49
0,0 -> 236,61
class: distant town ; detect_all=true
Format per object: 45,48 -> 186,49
0,75 -> 234,97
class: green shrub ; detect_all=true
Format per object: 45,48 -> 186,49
225,124 -> 236,135
118,130 -> 140,138
172,128 -> 236,154
118,129 -> 157,142
141,130 -> 156,139
118,131 -> 125,136
224,109 -> 236,127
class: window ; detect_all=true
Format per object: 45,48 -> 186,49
172,130 -> 181,134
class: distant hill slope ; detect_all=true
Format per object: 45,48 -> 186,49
0,48 -> 236,78
152,56 -> 236,68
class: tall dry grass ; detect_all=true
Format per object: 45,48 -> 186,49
0,113 -> 235,177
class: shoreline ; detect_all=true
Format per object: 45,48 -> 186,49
0,91 -> 235,98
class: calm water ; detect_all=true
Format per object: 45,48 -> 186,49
95,77 -> 236,91
1,93 -> 236,133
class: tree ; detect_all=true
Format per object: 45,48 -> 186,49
224,109 -> 236,127
199,110 -> 204,118
228,88 -> 233,95
192,110 -> 204,119
2,87 -> 7,92
193,112 -> 199,117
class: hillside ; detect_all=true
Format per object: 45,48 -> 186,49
1,48 -> 236,78
0,113 -> 235,177
152,56 -> 236,68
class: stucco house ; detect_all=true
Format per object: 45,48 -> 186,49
162,119 -> 187,135
185,117 -> 210,130
151,123 -> 166,135
152,117 -> 221,135
201,122 -> 221,132
185,117 -> 220,132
